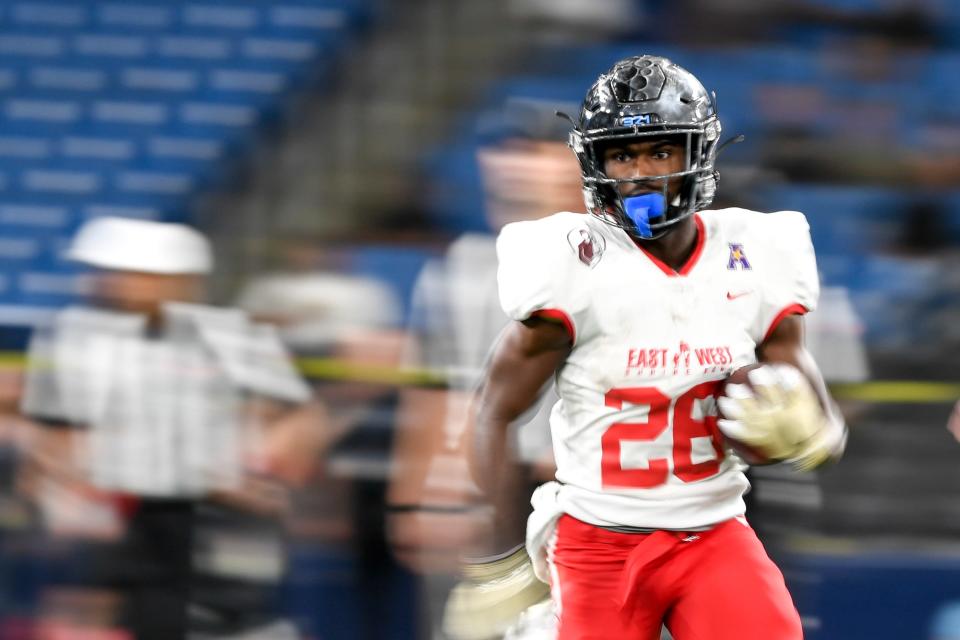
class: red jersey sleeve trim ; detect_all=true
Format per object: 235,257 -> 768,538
532,308 -> 576,345
762,303 -> 809,343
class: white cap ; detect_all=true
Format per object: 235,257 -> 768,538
67,217 -> 213,275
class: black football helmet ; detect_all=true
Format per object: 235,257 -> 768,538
568,55 -> 724,240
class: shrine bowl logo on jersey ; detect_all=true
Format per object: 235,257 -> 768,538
567,226 -> 605,268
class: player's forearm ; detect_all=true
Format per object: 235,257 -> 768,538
469,401 -> 531,550
466,320 -> 570,549
468,371 -> 547,548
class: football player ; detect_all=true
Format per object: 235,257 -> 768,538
454,55 -> 847,639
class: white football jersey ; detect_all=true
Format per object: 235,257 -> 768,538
21,303 -> 310,497
497,208 -> 819,530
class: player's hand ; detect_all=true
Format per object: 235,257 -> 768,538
718,364 -> 845,471
442,545 -> 550,640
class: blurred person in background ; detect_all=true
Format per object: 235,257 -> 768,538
386,100 -> 583,639
236,239 -> 405,547
235,238 -> 411,640
16,217 -> 325,640
451,55 -> 848,640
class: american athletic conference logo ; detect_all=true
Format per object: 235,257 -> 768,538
727,243 -> 751,270
567,227 -> 605,268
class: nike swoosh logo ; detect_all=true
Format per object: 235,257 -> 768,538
726,291 -> 752,300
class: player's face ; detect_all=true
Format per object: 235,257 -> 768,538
93,270 -> 204,317
601,138 -> 686,200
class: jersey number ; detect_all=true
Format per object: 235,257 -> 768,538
601,381 -> 724,488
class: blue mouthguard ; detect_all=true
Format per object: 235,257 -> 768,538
623,193 -> 666,239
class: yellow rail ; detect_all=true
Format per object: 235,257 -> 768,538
1,352 -> 956,403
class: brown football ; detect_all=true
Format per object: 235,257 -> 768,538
718,363 -> 776,465
720,362 -> 764,393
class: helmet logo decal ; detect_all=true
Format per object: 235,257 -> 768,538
727,243 -> 752,270
619,114 -> 652,126
568,227 -> 605,268
611,59 -> 666,103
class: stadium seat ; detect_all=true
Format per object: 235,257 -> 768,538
0,0 -> 370,313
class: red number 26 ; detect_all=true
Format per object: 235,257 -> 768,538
601,381 -> 724,488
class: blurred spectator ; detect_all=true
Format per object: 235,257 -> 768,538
236,238 -> 415,640
238,271 -> 401,355
16,217 -> 325,640
386,101 -> 582,639
234,239 -> 407,548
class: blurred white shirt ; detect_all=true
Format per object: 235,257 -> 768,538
21,303 -> 310,497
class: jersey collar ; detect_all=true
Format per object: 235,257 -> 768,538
632,214 -> 706,277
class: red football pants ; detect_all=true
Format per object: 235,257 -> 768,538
548,515 -> 803,640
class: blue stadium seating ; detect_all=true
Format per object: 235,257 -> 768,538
0,1 -> 373,318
